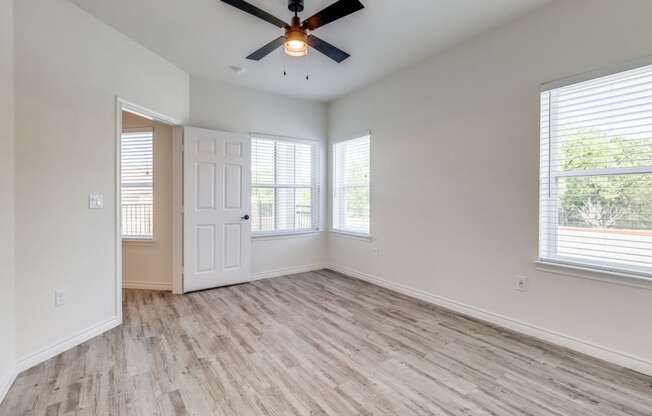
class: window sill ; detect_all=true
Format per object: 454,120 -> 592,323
535,259 -> 652,291
252,231 -> 322,241
330,230 -> 373,242
123,238 -> 155,246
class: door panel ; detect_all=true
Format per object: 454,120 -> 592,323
224,223 -> 242,268
225,164 -> 242,209
197,137 -> 216,154
184,127 -> 251,292
196,163 -> 216,210
226,141 -> 242,157
196,225 -> 216,272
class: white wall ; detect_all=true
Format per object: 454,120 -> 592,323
328,0 -> 652,374
190,76 -> 328,277
9,0 -> 652,383
14,0 -> 189,365
0,0 -> 16,401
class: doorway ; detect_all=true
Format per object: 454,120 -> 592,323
115,100 -> 255,303
115,97 -> 182,320
120,110 -> 174,291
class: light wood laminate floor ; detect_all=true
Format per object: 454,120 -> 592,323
2,269 -> 651,415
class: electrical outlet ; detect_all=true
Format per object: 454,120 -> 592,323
372,247 -> 379,256
55,290 -> 65,307
516,276 -> 528,292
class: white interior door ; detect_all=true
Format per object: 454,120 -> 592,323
183,127 -> 251,292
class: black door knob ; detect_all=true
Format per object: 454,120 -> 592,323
241,214 -> 250,220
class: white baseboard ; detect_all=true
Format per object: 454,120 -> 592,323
0,367 -> 17,407
253,264 -> 328,280
328,264 -> 652,377
123,280 -> 172,291
16,317 -> 121,373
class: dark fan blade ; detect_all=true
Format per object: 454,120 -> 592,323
307,35 -> 350,63
221,0 -> 287,28
302,0 -> 364,31
247,36 -> 286,60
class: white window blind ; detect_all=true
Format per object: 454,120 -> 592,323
333,135 -> 370,235
540,63 -> 652,277
251,136 -> 319,234
121,130 -> 153,239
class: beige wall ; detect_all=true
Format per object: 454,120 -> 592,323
121,112 -> 173,290
0,0 -> 16,401
328,0 -> 652,375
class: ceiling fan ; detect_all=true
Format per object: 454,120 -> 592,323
221,0 -> 364,63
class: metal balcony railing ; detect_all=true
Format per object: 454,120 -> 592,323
122,204 -> 153,238
253,203 -> 313,232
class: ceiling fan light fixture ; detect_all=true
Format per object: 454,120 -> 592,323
284,30 -> 308,57
284,40 -> 308,57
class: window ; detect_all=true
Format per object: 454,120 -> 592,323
121,130 -> 153,239
251,136 -> 319,235
539,63 -> 652,277
333,135 -> 370,235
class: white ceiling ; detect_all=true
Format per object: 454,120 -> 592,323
69,0 -> 550,101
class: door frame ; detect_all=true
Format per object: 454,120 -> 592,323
114,97 -> 184,320
172,127 -> 184,294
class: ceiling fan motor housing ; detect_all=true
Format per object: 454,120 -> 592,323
288,0 -> 304,13
286,25 -> 307,42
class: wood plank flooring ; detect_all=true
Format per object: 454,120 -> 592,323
2,269 -> 651,415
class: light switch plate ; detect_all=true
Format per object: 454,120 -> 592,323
89,193 -> 104,209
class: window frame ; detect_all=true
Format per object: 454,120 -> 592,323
331,133 -> 372,238
121,127 -> 155,242
538,60 -> 652,280
250,134 -> 321,238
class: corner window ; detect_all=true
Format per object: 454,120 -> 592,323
332,135 -> 371,235
539,63 -> 652,276
121,130 -> 154,239
251,136 -> 320,235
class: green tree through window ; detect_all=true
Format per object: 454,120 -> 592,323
559,132 -> 652,230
